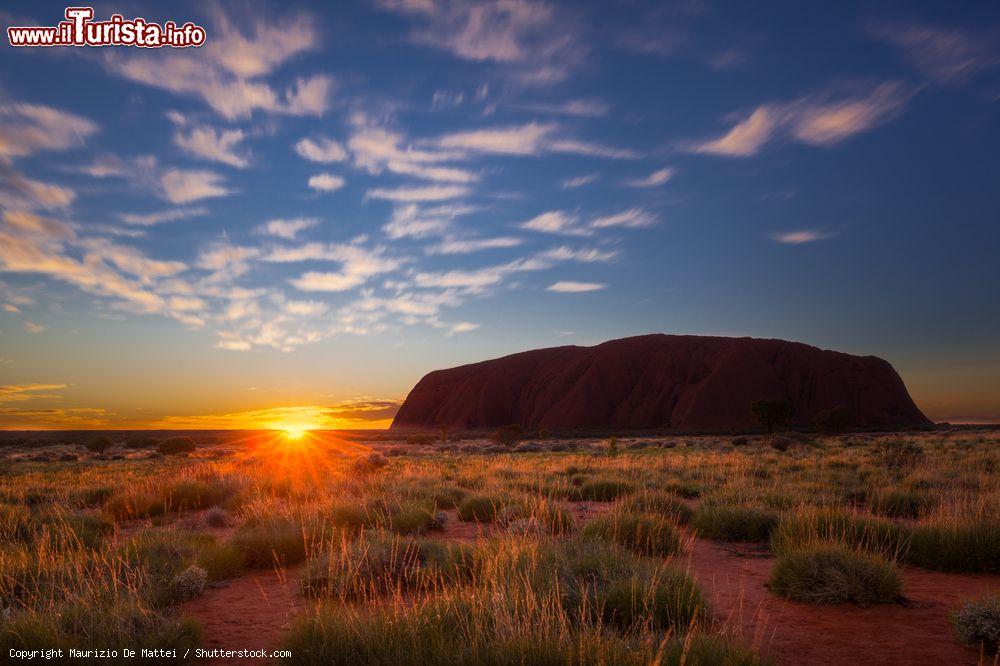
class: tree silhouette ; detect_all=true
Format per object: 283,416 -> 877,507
751,399 -> 795,434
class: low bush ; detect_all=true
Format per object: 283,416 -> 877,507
84,436 -> 113,454
169,565 -> 207,603
617,490 -> 694,524
456,495 -> 504,522
769,544 -> 902,606
157,436 -> 196,456
692,506 -> 778,542
195,541 -> 246,581
769,509 -> 909,559
230,518 -> 311,568
907,522 -> 1000,573
870,489 -> 936,519
951,596 -> 1000,653
583,511 -> 684,557
577,478 -> 635,501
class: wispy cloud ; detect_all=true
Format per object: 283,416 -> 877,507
255,218 -> 320,240
770,229 -> 835,244
0,383 -> 67,403
547,281 -> 606,293
625,167 -> 674,188
308,173 -> 345,193
160,169 -> 231,203
870,22 -> 1000,84
431,122 -> 636,159
0,104 -> 98,159
691,82 -> 912,157
366,185 -> 469,202
104,12 -> 332,119
118,207 -> 207,227
376,0 -> 585,84
173,123 -> 250,168
427,236 -> 523,254
382,203 -> 476,240
295,136 -> 348,163
561,174 -> 598,189
590,208 -> 656,229
520,210 -> 591,236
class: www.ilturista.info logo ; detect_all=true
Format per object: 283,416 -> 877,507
7,7 -> 206,48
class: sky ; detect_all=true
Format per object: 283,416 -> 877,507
1,0 -> 998,430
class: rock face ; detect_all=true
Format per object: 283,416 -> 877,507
391,335 -> 931,431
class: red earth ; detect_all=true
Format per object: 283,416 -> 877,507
391,334 -> 930,432
179,501 -> 998,665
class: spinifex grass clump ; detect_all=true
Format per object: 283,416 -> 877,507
769,544 -> 902,606
692,505 -> 779,542
300,530 -> 474,600
617,490 -> 695,524
577,478 -> 635,501
582,510 -> 685,557
457,495 -> 505,522
907,520 -> 1000,573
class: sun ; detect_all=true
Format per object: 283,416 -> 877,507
282,426 -> 308,441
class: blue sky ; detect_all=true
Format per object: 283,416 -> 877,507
1,0 -> 998,428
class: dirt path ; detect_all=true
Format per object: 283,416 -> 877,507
179,569 -> 302,664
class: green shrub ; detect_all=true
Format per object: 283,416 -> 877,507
491,424 -> 525,446
907,522 -> 1000,573
230,519 -> 310,568
952,595 -> 1000,653
430,486 -> 466,509
195,541 -> 247,581
769,544 -> 902,606
161,480 -> 228,511
169,565 -> 207,603
577,478 -> 635,501
693,506 -> 778,542
769,509 -> 909,559
300,531 -> 473,600
617,491 -> 694,524
870,489 -> 936,519
104,492 -> 167,520
84,436 -> 113,453
157,436 -> 196,455
596,566 -> 704,631
388,503 -> 436,535
583,511 -> 683,557
456,495 -> 504,522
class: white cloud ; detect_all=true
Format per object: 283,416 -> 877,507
104,13 -> 331,119
255,218 -> 320,240
308,173 -> 345,192
366,185 -> 469,202
0,166 -> 76,210
0,104 -> 98,159
119,207 -> 207,226
446,321 -> 480,336
174,125 -> 250,168
520,211 -> 590,236
511,98 -> 610,117
160,169 -> 231,203
590,208 -> 656,229
427,236 -> 523,254
295,136 -> 348,163
561,174 -> 598,189
547,281 -> 606,293
23,321 -> 46,333
377,0 -> 585,84
625,167 -> 674,188
691,82 -> 911,157
383,204 -> 449,239
276,244 -> 402,293
432,122 -> 636,159
538,246 -> 618,262
770,229 -> 835,244
869,22 -> 1000,84
348,121 -> 477,183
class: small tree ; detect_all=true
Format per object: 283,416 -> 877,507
751,399 -> 794,434
157,436 -> 196,455
491,424 -> 525,447
814,405 -> 852,433
85,435 -> 113,453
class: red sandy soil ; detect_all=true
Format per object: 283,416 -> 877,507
179,568 -> 302,664
686,539 -> 998,665
176,500 -> 999,665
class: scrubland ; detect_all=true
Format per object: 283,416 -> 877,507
1,429 -> 998,664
